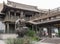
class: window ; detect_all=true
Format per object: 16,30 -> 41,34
16,13 -> 20,17
16,13 -> 20,19
10,12 -> 14,19
10,12 -> 14,16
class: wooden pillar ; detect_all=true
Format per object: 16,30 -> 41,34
58,27 -> 60,37
6,23 -> 9,33
20,11 -> 24,19
32,13 -> 34,19
5,23 -> 7,33
15,12 -> 16,20
35,25 -> 38,33
32,25 -> 34,31
19,12 -> 21,19
14,23 -> 16,33
47,27 -> 52,38
39,27 -> 43,37
14,11 -> 16,30
8,11 -> 10,19
3,23 -> 5,33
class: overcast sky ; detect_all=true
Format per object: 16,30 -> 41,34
0,0 -> 60,9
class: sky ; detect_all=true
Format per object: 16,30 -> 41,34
0,0 -> 60,9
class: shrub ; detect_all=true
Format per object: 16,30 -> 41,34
26,30 -> 35,37
6,38 -> 33,44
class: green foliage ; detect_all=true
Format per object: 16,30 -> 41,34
6,28 -> 40,44
29,36 -> 40,41
33,37 -> 40,41
25,28 -> 40,41
6,37 -> 40,44
26,30 -> 35,37
6,38 -> 33,44
25,29 -> 40,41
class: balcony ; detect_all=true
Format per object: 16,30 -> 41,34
24,17 -> 31,21
33,18 -> 60,24
29,8 -> 60,21
3,16 -> 20,22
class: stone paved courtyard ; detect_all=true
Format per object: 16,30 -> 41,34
35,38 -> 60,44
0,38 -> 60,44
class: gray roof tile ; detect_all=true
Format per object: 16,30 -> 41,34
6,1 -> 39,12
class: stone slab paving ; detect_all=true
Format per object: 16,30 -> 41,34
36,42 -> 55,44
0,37 -> 60,44
35,38 -> 60,44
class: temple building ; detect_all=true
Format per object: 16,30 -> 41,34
0,1 -> 39,33
0,1 -> 60,38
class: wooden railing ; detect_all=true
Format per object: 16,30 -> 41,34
29,7 -> 60,21
35,18 -> 60,24
4,16 -> 20,22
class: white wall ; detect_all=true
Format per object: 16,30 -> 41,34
0,21 -> 5,33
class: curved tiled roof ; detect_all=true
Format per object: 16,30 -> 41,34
5,1 -> 39,12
